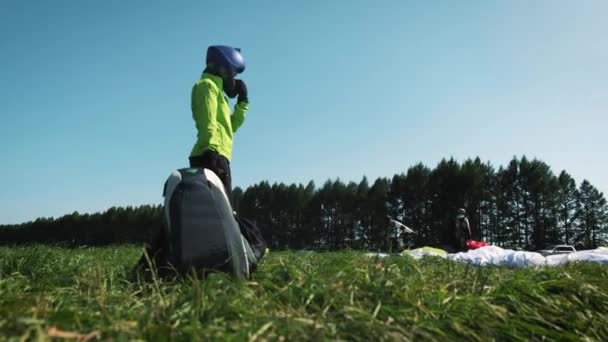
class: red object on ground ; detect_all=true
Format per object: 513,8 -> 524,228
467,240 -> 489,250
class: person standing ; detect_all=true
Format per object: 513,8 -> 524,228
454,208 -> 472,252
189,45 -> 267,265
132,46 -> 253,278
189,45 -> 249,201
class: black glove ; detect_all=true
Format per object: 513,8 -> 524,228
235,79 -> 248,104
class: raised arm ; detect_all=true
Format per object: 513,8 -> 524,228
231,102 -> 248,133
231,79 -> 249,133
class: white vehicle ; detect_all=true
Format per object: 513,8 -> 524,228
539,245 -> 576,256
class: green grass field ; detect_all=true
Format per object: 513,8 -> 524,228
1,246 -> 607,341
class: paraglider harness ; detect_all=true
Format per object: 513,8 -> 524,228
134,168 -> 266,280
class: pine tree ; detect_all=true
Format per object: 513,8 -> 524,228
557,171 -> 579,245
576,180 -> 608,249
428,158 -> 463,248
402,164 -> 432,246
460,158 -> 495,241
355,177 -> 371,249
367,178 -> 390,251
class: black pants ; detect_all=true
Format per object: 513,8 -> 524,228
189,150 -> 232,203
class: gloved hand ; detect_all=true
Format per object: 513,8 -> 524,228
235,79 -> 248,104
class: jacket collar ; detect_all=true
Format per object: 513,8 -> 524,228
201,72 -> 223,88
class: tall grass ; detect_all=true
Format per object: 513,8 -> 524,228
1,246 -> 607,341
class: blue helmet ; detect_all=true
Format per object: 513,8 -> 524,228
206,45 -> 246,76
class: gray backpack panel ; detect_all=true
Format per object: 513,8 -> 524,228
164,168 -> 249,278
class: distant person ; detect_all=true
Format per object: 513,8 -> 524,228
189,45 -> 249,201
453,208 -> 472,252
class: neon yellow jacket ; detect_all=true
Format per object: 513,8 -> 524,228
190,73 -> 248,161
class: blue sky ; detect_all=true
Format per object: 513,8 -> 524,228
1,0 -> 606,224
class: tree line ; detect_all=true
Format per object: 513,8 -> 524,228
0,205 -> 163,246
1,156 -> 607,251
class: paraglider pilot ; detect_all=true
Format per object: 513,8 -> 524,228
189,45 -> 249,202
454,208 -> 472,252
133,46 -> 266,279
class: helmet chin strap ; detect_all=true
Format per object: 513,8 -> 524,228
205,64 -> 238,98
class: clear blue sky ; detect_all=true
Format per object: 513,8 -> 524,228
1,1 -> 606,224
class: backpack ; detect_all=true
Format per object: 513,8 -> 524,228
139,167 -> 265,279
